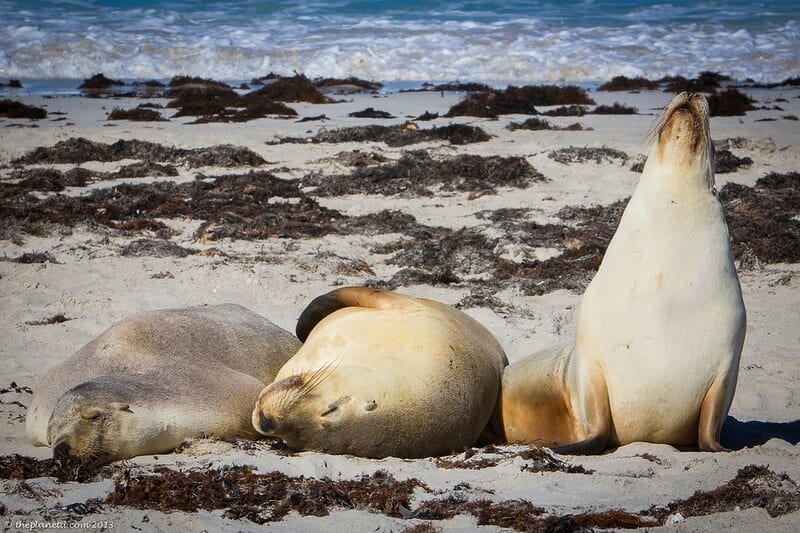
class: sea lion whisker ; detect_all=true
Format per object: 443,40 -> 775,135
296,358 -> 343,400
642,99 -> 672,151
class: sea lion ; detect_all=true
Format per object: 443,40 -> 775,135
496,92 -> 746,453
251,287 -> 508,458
26,304 -> 301,465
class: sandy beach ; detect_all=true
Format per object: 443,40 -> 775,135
1,80 -> 799,531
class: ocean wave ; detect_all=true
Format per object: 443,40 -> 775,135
0,1 -> 797,83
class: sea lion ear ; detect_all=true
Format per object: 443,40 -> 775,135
80,406 -> 103,420
110,402 -> 131,412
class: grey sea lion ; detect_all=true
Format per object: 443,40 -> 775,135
26,304 -> 301,465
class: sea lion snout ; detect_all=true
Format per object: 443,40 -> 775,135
53,441 -> 71,460
254,411 -> 276,435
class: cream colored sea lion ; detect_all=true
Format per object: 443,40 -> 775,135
251,287 -> 508,458
26,304 -> 301,465
497,92 -> 746,453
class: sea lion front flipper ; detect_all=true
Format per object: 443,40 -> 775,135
552,366 -> 611,455
697,372 -> 735,452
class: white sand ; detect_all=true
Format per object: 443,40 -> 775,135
1,86 -> 799,531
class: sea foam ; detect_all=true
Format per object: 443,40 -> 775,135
0,0 -> 797,83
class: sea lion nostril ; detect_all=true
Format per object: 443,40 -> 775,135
258,412 -> 276,433
53,441 -> 71,459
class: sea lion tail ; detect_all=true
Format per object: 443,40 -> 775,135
296,286 -> 408,341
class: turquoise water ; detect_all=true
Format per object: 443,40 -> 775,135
0,0 -> 797,84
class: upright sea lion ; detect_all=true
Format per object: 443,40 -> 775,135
497,92 -> 746,453
251,287 -> 508,458
26,304 -> 301,465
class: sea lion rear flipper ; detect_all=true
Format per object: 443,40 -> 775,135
296,287 -> 407,341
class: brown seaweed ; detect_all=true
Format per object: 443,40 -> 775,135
598,76 -> 659,91
0,454 -> 101,483
647,465 -> 800,521
13,138 -> 266,167
25,314 -> 71,326
446,85 -> 595,118
435,446 -> 591,474
305,151 -> 545,197
79,73 -> 124,92
348,107 -> 395,119
108,107 -> 167,122
541,105 -> 588,117
273,123 -> 491,147
661,71 -> 731,93
719,172 -> 800,263
255,73 -> 332,103
0,99 -> 47,119
715,149 -> 753,173
591,102 -> 638,114
106,466 -> 422,524
507,118 -> 587,131
708,88 -> 757,116
548,146 -> 629,165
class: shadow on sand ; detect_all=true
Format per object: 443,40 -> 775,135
722,416 -> 800,449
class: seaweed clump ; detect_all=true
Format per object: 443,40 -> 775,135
0,99 -> 47,119
592,102 -> 638,114
256,73 -> 332,104
106,466 -> 422,524
647,465 -> 800,521
708,88 -> 757,116
79,73 -> 125,95
506,118 -> 586,131
306,151 -> 545,197
661,71 -> 731,93
548,146 -> 629,165
413,499 -> 651,531
435,446 -> 591,474
4,163 -> 178,196
25,313 -> 71,326
715,149 -> 753,173
9,251 -> 59,263
166,76 -> 298,122
0,169 -> 420,242
275,123 -> 490,147
598,76 -> 659,91
120,239 -> 196,258
446,85 -> 595,118
13,137 -> 266,168
418,82 -> 493,92
542,105 -> 588,117
370,200 -> 625,298
349,108 -> 395,119
0,454 -> 101,483
718,172 -> 800,263
108,107 -> 167,122
631,148 -> 754,174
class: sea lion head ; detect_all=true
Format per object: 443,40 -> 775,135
252,367 -> 365,451
47,377 -> 139,466
645,92 -> 714,189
